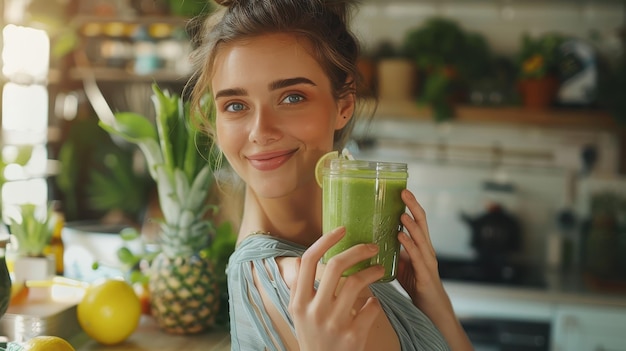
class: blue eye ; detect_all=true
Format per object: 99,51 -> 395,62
282,94 -> 304,104
226,102 -> 246,112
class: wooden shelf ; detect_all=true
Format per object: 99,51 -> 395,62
71,15 -> 190,27
371,99 -> 621,132
69,67 -> 190,83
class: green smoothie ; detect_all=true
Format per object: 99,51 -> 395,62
321,160 -> 407,282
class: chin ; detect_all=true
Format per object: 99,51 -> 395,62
250,176 -> 316,200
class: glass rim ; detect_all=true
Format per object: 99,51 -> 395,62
322,159 -> 408,179
327,158 -> 407,171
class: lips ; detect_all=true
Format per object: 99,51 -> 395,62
247,149 -> 297,171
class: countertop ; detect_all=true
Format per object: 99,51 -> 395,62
443,270 -> 626,309
73,272 -> 625,350
442,269 -> 626,324
73,316 -> 231,351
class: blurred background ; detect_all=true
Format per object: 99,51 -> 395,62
0,0 -> 625,350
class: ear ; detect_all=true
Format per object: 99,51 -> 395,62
335,92 -> 355,130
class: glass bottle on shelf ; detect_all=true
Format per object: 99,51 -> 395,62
43,201 -> 65,276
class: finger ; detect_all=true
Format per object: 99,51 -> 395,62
401,212 -> 436,259
398,230 -> 425,264
401,190 -> 434,249
293,226 -> 346,303
332,264 -> 384,319
398,230 -> 436,280
316,243 -> 380,306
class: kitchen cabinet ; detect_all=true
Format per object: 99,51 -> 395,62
552,304 -> 626,351
444,280 -> 626,351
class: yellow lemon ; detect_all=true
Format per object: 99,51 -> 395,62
77,279 -> 141,345
21,336 -> 75,351
315,151 -> 339,187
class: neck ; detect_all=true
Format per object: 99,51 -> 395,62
238,182 -> 322,247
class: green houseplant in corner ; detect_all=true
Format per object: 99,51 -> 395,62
7,203 -> 58,283
99,83 -> 235,334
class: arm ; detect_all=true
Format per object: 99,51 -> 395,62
396,189 -> 473,351
251,227 -> 384,351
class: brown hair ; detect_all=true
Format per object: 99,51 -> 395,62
187,0 -> 371,150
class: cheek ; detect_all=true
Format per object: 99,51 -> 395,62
215,119 -> 240,157
297,114 -> 337,145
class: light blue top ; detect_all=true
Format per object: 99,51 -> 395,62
227,235 -> 450,350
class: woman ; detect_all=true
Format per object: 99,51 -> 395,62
189,0 -> 472,350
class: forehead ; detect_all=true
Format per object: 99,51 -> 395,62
211,33 -> 329,90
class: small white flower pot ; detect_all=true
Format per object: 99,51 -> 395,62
13,254 -> 55,283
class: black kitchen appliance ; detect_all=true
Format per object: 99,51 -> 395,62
461,202 -> 522,261
440,202 -> 546,289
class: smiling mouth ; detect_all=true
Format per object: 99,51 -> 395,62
247,149 -> 297,171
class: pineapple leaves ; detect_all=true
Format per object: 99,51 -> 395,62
99,83 -> 211,182
99,112 -> 157,142
98,83 -> 226,259
174,169 -> 190,204
155,165 -> 180,226
98,112 -> 163,179
151,84 -> 178,172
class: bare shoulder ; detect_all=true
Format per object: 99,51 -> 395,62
275,256 -> 299,289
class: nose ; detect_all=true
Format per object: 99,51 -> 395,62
249,106 -> 281,145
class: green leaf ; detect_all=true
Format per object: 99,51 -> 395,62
119,227 -> 141,241
117,247 -> 138,266
152,84 -> 177,172
102,112 -> 158,142
8,203 -> 54,256
99,115 -> 164,180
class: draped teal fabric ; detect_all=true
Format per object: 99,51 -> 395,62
227,235 -> 450,351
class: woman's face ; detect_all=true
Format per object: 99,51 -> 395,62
211,33 -> 353,198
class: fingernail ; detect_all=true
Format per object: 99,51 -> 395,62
367,244 -> 379,252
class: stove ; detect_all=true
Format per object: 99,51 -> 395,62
437,257 -> 547,289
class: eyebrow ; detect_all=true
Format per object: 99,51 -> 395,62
215,87 -> 247,99
215,77 -> 316,100
269,77 -> 317,90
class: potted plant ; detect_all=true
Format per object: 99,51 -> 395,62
6,203 -> 58,283
516,32 -> 565,109
99,83 -> 235,334
371,40 -> 417,101
403,17 -> 492,121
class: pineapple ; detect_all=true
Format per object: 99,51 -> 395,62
99,83 -> 226,334
147,165 -> 221,334
149,254 -> 219,333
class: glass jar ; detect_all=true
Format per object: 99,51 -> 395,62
321,159 -> 408,282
